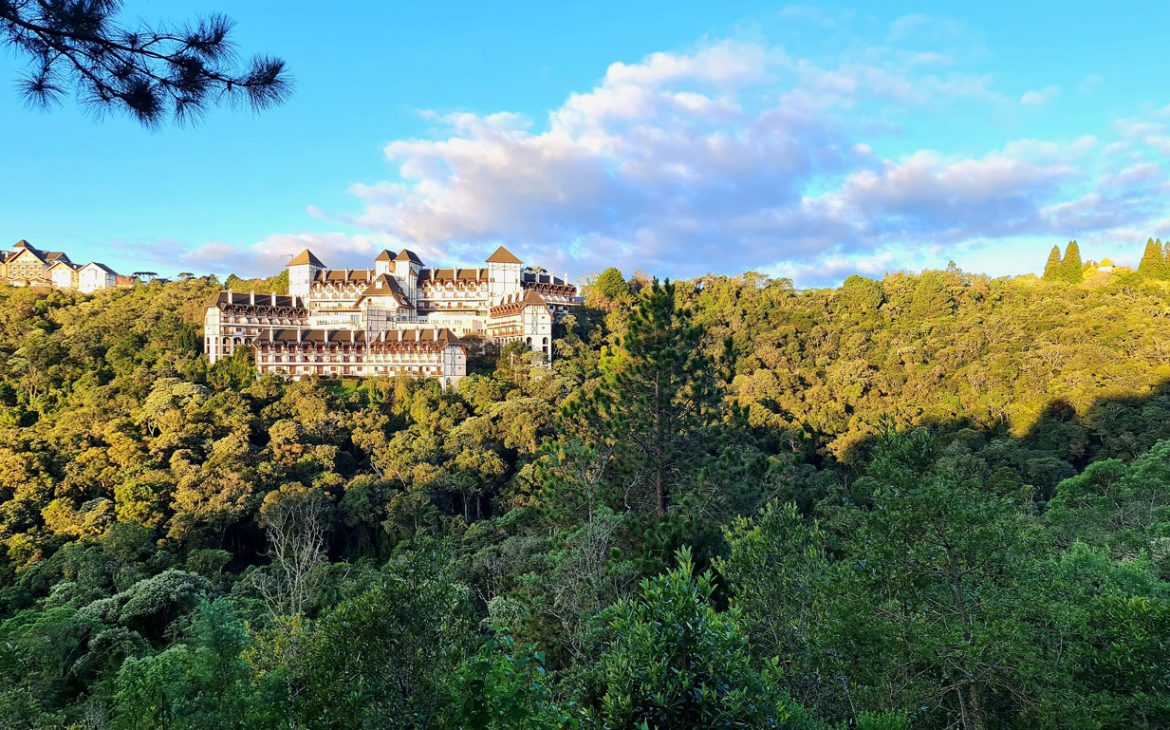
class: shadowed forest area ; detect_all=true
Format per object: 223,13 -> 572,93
2,265 -> 1170,729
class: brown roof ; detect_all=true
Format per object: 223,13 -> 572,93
486,245 -> 523,264
262,327 -> 462,350
395,249 -> 424,264
289,249 -> 326,267
210,291 -> 306,310
13,239 -> 35,251
490,289 -> 551,317
420,267 -> 487,283
44,251 -> 71,263
374,249 -> 397,262
358,274 -> 413,307
10,245 -> 45,263
315,268 -> 375,282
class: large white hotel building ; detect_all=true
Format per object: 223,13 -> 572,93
204,246 -> 581,386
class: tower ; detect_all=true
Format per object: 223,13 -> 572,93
374,249 -> 396,277
486,245 -> 523,305
393,249 -> 423,304
287,249 -> 325,299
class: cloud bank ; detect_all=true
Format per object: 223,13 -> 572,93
178,16 -> 1170,286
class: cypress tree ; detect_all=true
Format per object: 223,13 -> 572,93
1062,241 -> 1083,283
1138,238 -> 1165,279
1161,239 -> 1170,280
1042,245 -> 1062,281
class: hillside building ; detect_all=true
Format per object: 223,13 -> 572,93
1,240 -> 122,291
204,245 -> 581,385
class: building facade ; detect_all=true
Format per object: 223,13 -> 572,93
204,245 -> 581,383
2,240 -> 122,291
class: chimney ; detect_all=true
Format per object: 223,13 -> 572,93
250,291 -> 255,305
271,292 -> 276,305
227,291 -> 233,304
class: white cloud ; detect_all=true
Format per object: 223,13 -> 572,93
1020,85 -> 1060,106
176,232 -> 399,277
171,27 -> 1170,286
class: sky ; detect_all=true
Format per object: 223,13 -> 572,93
3,1 -> 1170,287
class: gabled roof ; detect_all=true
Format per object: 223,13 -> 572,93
47,260 -> 76,271
486,245 -> 523,264
44,251 -> 71,263
374,249 -> 397,262
395,249 -> 424,264
289,249 -> 326,267
81,261 -> 117,275
522,289 -> 547,307
13,239 -> 36,251
359,274 -> 414,307
10,244 -> 45,263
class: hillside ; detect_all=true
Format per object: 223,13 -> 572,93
2,269 -> 1170,728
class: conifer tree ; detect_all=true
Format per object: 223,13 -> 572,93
1042,245 -> 1063,281
1162,239 -> 1170,280
1062,241 -> 1083,283
564,280 -> 722,515
1138,238 -> 1165,279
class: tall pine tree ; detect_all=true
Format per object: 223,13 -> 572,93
1042,245 -> 1063,281
1062,241 -> 1083,283
1138,238 -> 1165,279
564,280 -> 722,515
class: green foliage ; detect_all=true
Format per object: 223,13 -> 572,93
1139,238 -> 1169,279
2,265 -> 1170,726
452,636 -> 578,729
565,279 -> 723,515
586,267 -> 631,309
1042,244 -> 1063,280
278,550 -> 476,728
1061,240 -> 1084,283
113,599 -> 278,729
598,547 -> 797,729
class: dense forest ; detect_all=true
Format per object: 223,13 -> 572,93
2,261 -> 1170,729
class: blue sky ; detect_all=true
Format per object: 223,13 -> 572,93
3,1 -> 1170,286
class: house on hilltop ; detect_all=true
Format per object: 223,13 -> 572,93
1,240 -> 122,292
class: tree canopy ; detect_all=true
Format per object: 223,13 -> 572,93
2,259 -> 1170,727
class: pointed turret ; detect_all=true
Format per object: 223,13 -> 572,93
288,249 -> 326,298
487,245 -> 523,304
486,245 -> 523,264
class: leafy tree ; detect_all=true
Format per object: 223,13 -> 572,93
451,636 -> 578,729
597,547 -> 798,728
716,502 -> 834,711
586,267 -> 631,309
1,1 -> 290,125
113,599 -> 278,729
282,551 -> 476,729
